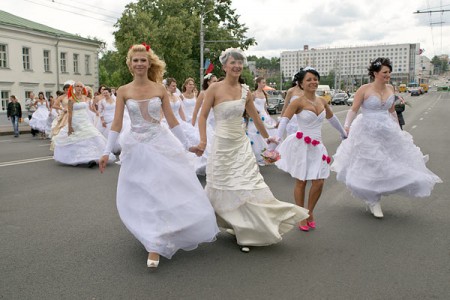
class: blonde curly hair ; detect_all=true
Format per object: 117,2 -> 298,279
126,44 -> 166,84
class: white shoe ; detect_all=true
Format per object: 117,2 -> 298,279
147,259 -> 159,268
240,246 -> 250,253
369,202 -> 384,218
225,228 -> 235,236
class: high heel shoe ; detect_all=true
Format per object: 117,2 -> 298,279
239,246 -> 250,253
368,202 -> 383,218
298,224 -> 310,232
307,221 -> 316,229
147,259 -> 159,268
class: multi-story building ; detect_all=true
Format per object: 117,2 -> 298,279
0,10 -> 103,111
281,43 -> 425,90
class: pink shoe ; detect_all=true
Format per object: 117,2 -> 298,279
298,225 -> 310,232
307,221 -> 316,229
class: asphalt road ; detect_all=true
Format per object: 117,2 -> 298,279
1,91 -> 449,299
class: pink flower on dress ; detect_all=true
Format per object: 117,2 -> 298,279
326,156 -> 331,164
304,136 -> 312,144
296,131 -> 303,139
322,154 -> 327,161
311,139 -> 320,146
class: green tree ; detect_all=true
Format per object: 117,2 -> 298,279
99,50 -> 123,88
112,0 -> 256,87
431,55 -> 449,74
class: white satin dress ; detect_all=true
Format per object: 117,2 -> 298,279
205,85 -> 309,247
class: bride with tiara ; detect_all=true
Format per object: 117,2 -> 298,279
99,43 -> 218,268
331,57 -> 442,218
195,48 -> 309,253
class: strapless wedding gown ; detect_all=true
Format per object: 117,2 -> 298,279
53,102 -> 114,165
276,109 -> 330,180
117,98 -> 218,259
206,85 -> 309,246
331,95 -> 442,203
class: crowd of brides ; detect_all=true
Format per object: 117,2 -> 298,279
38,44 -> 442,269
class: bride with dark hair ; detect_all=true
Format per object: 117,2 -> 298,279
331,57 -> 442,218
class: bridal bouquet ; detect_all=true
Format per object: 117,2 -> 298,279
261,148 -> 280,165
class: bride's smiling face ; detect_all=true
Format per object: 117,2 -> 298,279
223,56 -> 244,77
374,66 -> 391,83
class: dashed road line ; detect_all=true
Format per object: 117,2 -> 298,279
0,156 -> 53,167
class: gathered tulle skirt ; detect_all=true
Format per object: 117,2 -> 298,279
206,129 -> 309,246
331,113 -> 442,203
276,133 -> 330,180
117,126 -> 219,259
53,111 -> 114,165
29,106 -> 49,132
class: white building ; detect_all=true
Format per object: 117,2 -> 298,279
281,43 -> 426,89
0,10 -> 103,111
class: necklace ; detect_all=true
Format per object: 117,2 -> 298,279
304,97 -> 317,106
72,94 -> 81,103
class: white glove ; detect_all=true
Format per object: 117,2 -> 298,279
277,117 -> 289,140
328,115 -> 347,139
103,130 -> 119,156
344,110 -> 357,130
266,142 -> 277,151
170,125 -> 190,150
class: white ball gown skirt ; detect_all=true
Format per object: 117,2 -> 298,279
331,112 -> 442,203
53,103 -> 115,165
29,104 -> 49,132
117,124 -> 219,259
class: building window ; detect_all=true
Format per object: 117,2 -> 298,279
73,54 -> 79,74
85,55 -> 91,74
22,47 -> 31,70
60,52 -> 67,73
43,50 -> 51,72
1,91 -> 10,111
0,44 -> 7,68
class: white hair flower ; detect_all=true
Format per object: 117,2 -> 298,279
219,48 -> 248,66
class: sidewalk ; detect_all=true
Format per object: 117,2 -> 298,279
0,113 -> 32,136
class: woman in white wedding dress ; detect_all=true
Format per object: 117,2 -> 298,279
195,48 -> 309,253
53,82 -> 115,167
331,58 -> 442,218
181,77 -> 197,124
99,44 -> 218,268
275,67 -> 347,231
278,72 -> 304,137
29,92 -> 50,138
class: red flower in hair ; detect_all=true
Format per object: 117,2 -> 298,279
304,136 -> 311,144
141,42 -> 151,51
296,131 -> 303,139
311,139 -> 320,146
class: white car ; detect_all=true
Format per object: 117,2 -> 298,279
346,94 -> 355,106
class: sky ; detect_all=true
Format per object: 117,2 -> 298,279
2,0 -> 450,60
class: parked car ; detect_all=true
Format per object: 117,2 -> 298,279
331,93 -> 349,105
267,96 -> 284,114
410,88 -> 421,96
346,94 -> 355,106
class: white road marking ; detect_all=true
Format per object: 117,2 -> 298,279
412,125 -> 417,129
419,118 -> 424,121
0,140 -> 12,142
38,144 -> 51,147
0,156 -> 53,167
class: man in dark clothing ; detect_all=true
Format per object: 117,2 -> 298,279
7,95 -> 22,137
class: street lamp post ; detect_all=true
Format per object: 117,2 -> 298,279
199,7 -> 215,91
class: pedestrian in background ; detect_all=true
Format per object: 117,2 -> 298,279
25,92 -> 38,137
7,95 -> 22,137
394,95 -> 406,130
